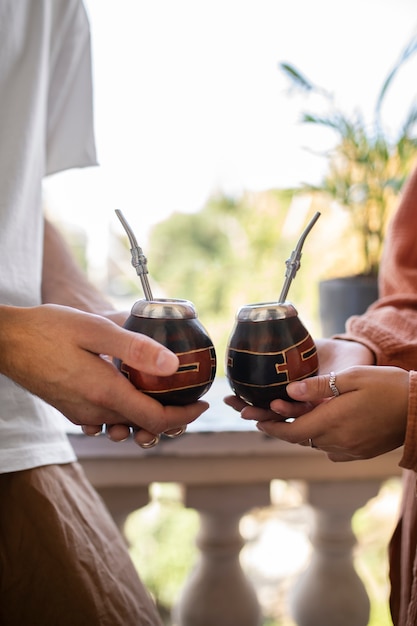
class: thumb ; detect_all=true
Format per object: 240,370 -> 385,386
125,331 -> 180,375
286,374 -> 335,402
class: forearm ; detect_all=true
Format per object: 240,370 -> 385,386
0,305 -> 23,379
41,218 -> 118,317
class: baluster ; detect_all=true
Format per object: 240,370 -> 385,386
289,479 -> 382,626
173,483 -> 270,626
97,485 -> 150,534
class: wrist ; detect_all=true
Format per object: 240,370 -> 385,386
0,304 -> 27,376
334,338 -> 376,365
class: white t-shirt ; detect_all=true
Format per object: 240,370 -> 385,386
0,0 -> 97,472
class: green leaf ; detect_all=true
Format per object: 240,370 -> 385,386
279,62 -> 314,92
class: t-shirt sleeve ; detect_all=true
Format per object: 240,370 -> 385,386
45,0 -> 97,176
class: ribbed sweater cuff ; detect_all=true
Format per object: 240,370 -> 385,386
400,370 -> 417,470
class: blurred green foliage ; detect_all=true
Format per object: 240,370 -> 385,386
353,478 -> 402,626
280,31 -> 417,276
147,188 -> 320,374
125,484 -> 199,616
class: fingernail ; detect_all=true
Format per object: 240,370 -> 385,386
82,425 -> 103,437
164,426 -> 186,438
156,349 -> 179,372
139,434 -> 161,449
289,381 -> 307,397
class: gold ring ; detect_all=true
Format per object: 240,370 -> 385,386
164,426 -> 186,438
139,434 -> 161,449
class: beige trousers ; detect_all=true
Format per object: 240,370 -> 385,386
0,462 -> 162,626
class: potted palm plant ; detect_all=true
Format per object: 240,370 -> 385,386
281,32 -> 417,335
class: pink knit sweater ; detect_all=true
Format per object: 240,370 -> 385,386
340,165 -> 417,625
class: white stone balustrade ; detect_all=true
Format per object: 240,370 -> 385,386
289,481 -> 381,626
68,380 -> 403,625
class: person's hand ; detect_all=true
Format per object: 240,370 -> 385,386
0,304 -> 208,446
84,309 -> 189,445
224,337 -> 375,421
256,366 -> 408,462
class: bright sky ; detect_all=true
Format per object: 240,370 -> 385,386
44,0 -> 417,250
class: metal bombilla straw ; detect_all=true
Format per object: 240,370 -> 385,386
278,211 -> 321,303
115,209 -> 154,301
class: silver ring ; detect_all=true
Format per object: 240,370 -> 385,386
309,438 -> 317,449
329,371 -> 340,397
